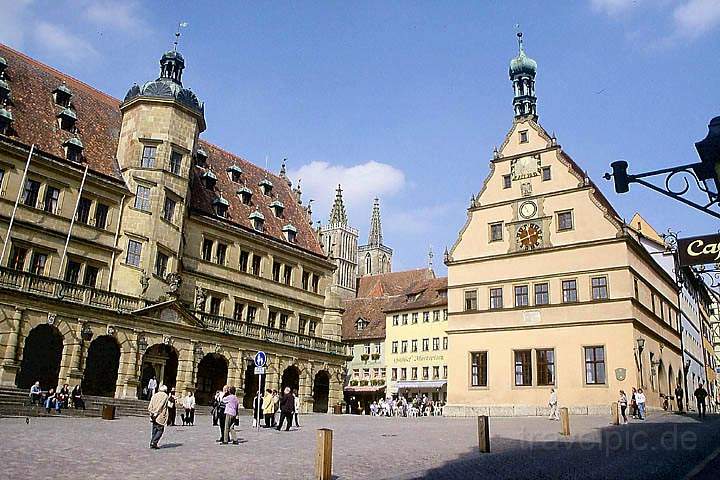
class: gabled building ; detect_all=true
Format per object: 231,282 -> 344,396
0,43 -> 348,412
444,34 -> 682,416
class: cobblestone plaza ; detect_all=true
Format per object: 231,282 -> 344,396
1,412 -> 718,479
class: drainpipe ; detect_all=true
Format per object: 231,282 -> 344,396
1,144 -> 34,265
57,164 -> 89,279
107,194 -> 126,291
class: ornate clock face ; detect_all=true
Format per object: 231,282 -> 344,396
519,201 -> 537,219
510,154 -> 541,181
516,223 -> 542,251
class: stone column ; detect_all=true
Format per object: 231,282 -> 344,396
328,367 -> 344,413
0,307 -> 23,386
266,353 -> 279,392
301,364 -> 314,414
175,341 -> 195,394
61,320 -> 84,387
116,330 -> 140,399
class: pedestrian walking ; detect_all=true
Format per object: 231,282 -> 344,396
636,388 -> 646,420
630,387 -> 638,418
675,384 -> 685,413
146,377 -> 158,400
293,389 -> 301,427
618,390 -> 628,424
262,389 -> 274,428
166,388 -> 177,426
271,390 -> 280,427
215,385 -> 228,442
276,387 -> 294,431
222,387 -> 239,444
182,391 -> 195,426
252,390 -> 262,428
548,388 -> 559,420
694,383 -> 708,419
148,385 -> 169,449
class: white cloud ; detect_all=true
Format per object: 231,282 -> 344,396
590,0 -> 642,15
0,0 -> 34,48
384,203 -> 455,236
673,0 -> 720,38
83,1 -> 146,34
289,160 -> 405,223
33,22 -> 98,62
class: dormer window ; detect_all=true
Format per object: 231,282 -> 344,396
227,164 -> 243,183
57,108 -> 77,132
195,147 -> 208,167
0,107 -> 13,136
212,195 -> 229,218
356,318 -> 369,332
282,223 -> 297,243
237,186 -> 252,205
53,84 -> 72,107
270,200 -> 284,218
258,178 -> 273,196
63,137 -> 84,163
249,210 -> 265,231
202,169 -> 217,190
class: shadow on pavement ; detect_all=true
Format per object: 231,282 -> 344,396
396,415 -> 719,480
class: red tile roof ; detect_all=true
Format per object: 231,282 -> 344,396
341,296 -> 395,341
384,277 -> 448,313
0,43 -> 324,256
356,268 -> 435,298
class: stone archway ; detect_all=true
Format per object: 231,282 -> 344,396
313,370 -> 330,413
16,324 -> 64,390
82,335 -> 121,397
195,353 -> 228,405
139,343 -> 178,399
281,365 -> 300,393
658,360 -> 667,396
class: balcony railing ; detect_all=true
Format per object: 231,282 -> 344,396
0,266 -> 145,312
197,312 -> 349,357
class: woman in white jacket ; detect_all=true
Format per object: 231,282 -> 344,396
636,388 -> 646,420
182,391 -> 196,425
293,390 -> 301,427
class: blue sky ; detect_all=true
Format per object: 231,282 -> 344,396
2,0 -> 720,275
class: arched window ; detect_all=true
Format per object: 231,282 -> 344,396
365,253 -> 371,274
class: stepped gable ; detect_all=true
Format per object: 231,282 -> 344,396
0,43 -> 124,182
385,276 -> 448,313
189,141 -> 324,256
356,268 -> 435,298
341,296 -> 393,341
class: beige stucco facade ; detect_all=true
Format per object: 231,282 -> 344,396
444,117 -> 682,416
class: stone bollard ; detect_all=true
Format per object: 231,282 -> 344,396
316,428 -> 333,480
477,415 -> 490,453
559,407 -> 570,436
611,402 -> 619,425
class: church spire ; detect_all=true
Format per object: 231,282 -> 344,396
368,197 -> 383,246
328,184 -> 348,226
509,32 -> 538,119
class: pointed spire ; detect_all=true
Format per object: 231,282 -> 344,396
328,184 -> 348,226
368,197 -> 383,246
428,245 -> 434,270
293,178 -> 303,205
279,158 -> 292,187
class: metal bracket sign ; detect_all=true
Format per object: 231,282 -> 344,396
677,234 -> 720,267
254,351 -> 267,431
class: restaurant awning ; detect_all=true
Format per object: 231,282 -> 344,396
344,385 -> 386,393
395,380 -> 447,390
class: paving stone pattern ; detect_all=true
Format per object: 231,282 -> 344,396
1,411 -> 718,479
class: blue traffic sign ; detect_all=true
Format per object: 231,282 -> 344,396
254,351 -> 267,368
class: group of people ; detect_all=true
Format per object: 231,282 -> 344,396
29,381 -> 85,413
255,387 -> 301,431
369,394 -> 444,417
147,384 -> 301,449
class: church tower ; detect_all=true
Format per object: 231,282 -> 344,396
319,185 -> 358,299
357,198 -> 393,276
509,32 -> 538,119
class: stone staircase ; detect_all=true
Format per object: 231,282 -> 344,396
0,387 -> 151,418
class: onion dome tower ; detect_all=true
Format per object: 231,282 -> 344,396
509,32 -> 538,120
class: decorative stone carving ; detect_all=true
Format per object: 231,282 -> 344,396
47,313 -> 57,326
163,334 -> 172,346
160,308 -> 178,323
214,343 -> 222,354
140,270 -> 150,296
166,273 -> 182,297
521,182 -> 532,197
106,325 -> 117,336
195,287 -> 206,311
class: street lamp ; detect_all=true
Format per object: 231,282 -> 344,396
635,338 -> 645,388
605,117 -> 720,219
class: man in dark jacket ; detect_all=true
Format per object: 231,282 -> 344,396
275,387 -> 295,431
675,384 -> 684,413
694,383 -> 708,419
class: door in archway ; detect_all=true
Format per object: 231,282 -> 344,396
281,366 -> 300,393
82,335 -> 121,397
313,370 -> 330,413
140,344 -> 178,398
195,353 -> 228,405
243,361 -> 265,409
16,324 -> 64,390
